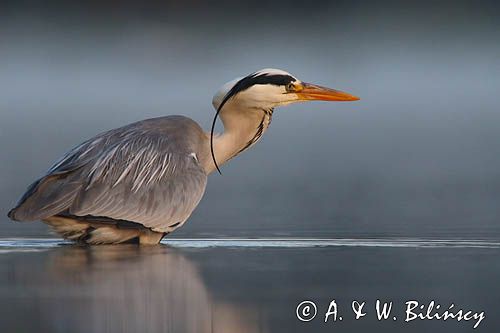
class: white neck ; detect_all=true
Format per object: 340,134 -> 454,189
202,102 -> 273,174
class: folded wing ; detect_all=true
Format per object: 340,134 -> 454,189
9,116 -> 208,232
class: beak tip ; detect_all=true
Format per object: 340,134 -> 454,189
336,94 -> 360,102
343,93 -> 360,101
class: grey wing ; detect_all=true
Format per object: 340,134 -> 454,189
9,119 -> 208,232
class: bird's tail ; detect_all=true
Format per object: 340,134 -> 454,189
8,172 -> 82,222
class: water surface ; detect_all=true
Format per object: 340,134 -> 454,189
0,238 -> 498,332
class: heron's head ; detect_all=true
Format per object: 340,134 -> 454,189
212,68 -> 359,111
210,68 -> 359,174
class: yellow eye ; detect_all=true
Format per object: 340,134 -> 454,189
286,83 -> 295,92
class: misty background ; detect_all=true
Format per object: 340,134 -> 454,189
1,0 -> 499,239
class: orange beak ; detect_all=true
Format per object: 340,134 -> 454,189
296,82 -> 360,102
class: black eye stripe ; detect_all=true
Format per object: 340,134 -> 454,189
246,73 -> 296,87
224,73 -> 296,101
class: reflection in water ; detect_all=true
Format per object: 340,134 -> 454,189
1,242 -> 499,333
2,245 -> 263,333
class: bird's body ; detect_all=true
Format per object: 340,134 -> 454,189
9,116 -> 209,244
8,68 -> 359,244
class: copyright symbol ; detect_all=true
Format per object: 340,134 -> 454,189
296,300 -> 317,322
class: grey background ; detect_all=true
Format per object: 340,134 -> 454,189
1,0 -> 499,238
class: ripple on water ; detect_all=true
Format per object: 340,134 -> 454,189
0,238 -> 499,251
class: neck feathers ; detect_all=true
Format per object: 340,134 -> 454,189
203,106 -> 273,174
236,108 -> 273,155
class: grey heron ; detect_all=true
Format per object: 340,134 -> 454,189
8,68 -> 359,244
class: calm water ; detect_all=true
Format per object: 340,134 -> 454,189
0,238 -> 498,332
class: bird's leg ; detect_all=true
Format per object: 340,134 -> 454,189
139,229 -> 165,245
